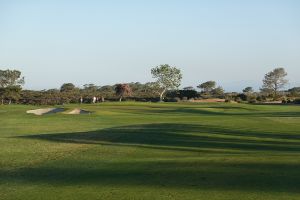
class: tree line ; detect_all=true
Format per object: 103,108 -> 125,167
0,65 -> 299,105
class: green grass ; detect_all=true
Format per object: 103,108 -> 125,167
1,102 -> 300,200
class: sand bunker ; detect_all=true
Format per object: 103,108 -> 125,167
26,108 -> 65,115
66,108 -> 91,115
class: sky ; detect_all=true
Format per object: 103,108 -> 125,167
0,0 -> 299,91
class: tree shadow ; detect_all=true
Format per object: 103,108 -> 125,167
125,106 -> 300,118
174,108 -> 300,117
1,159 -> 300,193
19,123 -> 300,153
7,123 -> 300,193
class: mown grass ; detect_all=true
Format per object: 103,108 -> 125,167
1,102 -> 300,200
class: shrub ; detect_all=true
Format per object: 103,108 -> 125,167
294,99 -> 300,104
174,97 -> 181,102
182,97 -> 188,101
237,93 -> 247,101
248,99 -> 257,104
256,95 -> 266,102
235,97 -> 242,103
164,97 -> 181,102
282,99 -> 287,104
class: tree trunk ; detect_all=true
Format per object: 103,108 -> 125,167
119,96 -> 122,102
159,89 -> 166,102
274,83 -> 278,100
8,99 -> 11,105
1,99 -> 3,105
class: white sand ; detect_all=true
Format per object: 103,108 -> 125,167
26,108 -> 64,115
66,108 -> 91,115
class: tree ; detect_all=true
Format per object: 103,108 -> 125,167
151,64 -> 182,101
144,82 -> 161,94
82,84 -> 100,99
183,86 -> 195,91
98,85 -> 115,100
178,89 -> 198,99
0,69 -> 24,88
288,87 -> 300,97
42,89 -> 61,105
115,84 -> 132,101
243,87 -> 253,93
261,68 -> 288,98
197,81 -> 216,94
0,87 -> 5,104
0,69 -> 24,104
59,83 -> 80,104
60,83 -> 76,92
3,86 -> 22,104
83,84 -> 99,92
211,86 -> 224,97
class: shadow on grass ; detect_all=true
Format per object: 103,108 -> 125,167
20,123 -> 300,153
116,106 -> 300,118
156,108 -> 300,117
1,159 -> 300,193
5,123 -> 300,192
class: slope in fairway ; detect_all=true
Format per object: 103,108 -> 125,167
1,102 -> 300,200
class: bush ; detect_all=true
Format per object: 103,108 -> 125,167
247,96 -> 257,104
182,97 -> 188,101
256,95 -> 266,102
237,93 -> 247,101
235,97 -> 242,103
294,99 -> 300,104
166,90 -> 198,100
282,99 -> 287,104
248,99 -> 257,104
164,97 -> 181,102
174,97 -> 181,102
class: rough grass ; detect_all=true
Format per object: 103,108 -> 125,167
1,102 -> 300,200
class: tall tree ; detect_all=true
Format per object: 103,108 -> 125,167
83,84 -> 99,92
59,83 -> 80,104
183,86 -> 195,91
83,84 -> 100,98
197,81 -> 216,94
60,83 -> 76,92
0,69 -> 24,104
115,84 -> 132,102
0,69 -> 24,88
261,68 -> 288,97
0,88 -> 5,104
99,85 -> 115,99
288,87 -> 300,97
151,64 -> 182,101
211,86 -> 224,97
2,86 -> 22,104
243,87 -> 254,94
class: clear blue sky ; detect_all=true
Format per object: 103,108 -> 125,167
1,0 -> 299,91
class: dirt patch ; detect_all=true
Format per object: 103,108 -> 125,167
26,108 -> 65,115
66,108 -> 91,115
